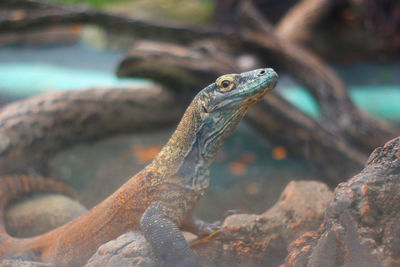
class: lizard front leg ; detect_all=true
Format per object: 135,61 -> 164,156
140,202 -> 200,266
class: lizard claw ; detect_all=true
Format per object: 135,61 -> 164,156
190,209 -> 245,237
189,230 -> 221,249
191,218 -> 220,237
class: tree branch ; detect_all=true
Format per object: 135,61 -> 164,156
236,0 -> 400,152
2,0 -> 398,178
275,0 -> 339,43
0,0 -> 221,43
117,40 -> 367,181
0,86 -> 184,175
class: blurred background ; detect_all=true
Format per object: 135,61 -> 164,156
1,0 -> 399,221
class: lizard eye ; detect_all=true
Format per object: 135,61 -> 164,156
216,75 -> 235,92
221,80 -> 231,88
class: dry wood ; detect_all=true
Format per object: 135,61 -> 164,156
117,40 -> 367,181
0,86 -> 184,176
236,0 -> 399,152
276,0 -> 337,43
0,0 -> 220,43
1,0 -> 398,179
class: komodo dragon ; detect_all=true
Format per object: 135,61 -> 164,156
0,68 -> 278,266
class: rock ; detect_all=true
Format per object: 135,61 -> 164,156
85,230 -> 218,267
85,231 -> 157,267
219,180 -> 332,266
0,260 -> 50,267
84,181 -> 332,267
285,137 -> 400,266
5,194 -> 87,238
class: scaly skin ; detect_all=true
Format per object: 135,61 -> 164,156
0,68 -> 278,266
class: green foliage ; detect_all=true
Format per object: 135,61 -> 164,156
143,0 -> 214,24
44,0 -> 215,25
44,0 -> 129,8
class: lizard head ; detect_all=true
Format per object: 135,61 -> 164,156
193,68 -> 278,163
158,68 -> 278,190
199,68 -> 278,114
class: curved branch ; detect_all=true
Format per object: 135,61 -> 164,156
0,0 -> 220,43
246,94 -> 366,181
117,40 -> 367,181
0,86 -> 184,175
236,0 -> 400,151
275,0 -> 339,43
2,0 -> 397,170
117,40 -> 240,92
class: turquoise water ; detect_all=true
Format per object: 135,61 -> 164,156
0,63 -> 399,121
0,63 -> 150,98
281,86 -> 400,121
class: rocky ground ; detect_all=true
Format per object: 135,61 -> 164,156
3,133 -> 400,267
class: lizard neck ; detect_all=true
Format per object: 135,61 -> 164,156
152,97 -> 206,191
152,94 -> 246,192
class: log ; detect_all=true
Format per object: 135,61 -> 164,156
275,0 -> 400,59
2,0 -> 398,178
117,39 -> 242,94
117,40 -> 367,181
111,0 -> 399,156
2,0 -> 398,151
275,0 -> 340,43
236,0 -> 400,152
212,0 -> 299,27
117,40 -> 239,93
0,86 -> 184,175
246,94 -> 367,180
0,0 -> 220,43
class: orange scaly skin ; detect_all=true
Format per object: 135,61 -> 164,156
0,68 -> 278,266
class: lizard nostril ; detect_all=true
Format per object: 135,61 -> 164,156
259,70 -> 265,75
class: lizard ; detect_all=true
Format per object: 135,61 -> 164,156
0,68 -> 278,266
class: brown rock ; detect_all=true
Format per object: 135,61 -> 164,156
86,231 -> 201,267
5,194 -> 87,238
285,137 -> 400,267
85,230 -> 220,267
0,260 -> 50,267
219,180 -> 332,266
85,231 -> 156,267
84,181 -> 332,266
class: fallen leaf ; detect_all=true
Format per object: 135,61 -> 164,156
132,145 -> 162,163
272,146 -> 287,160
